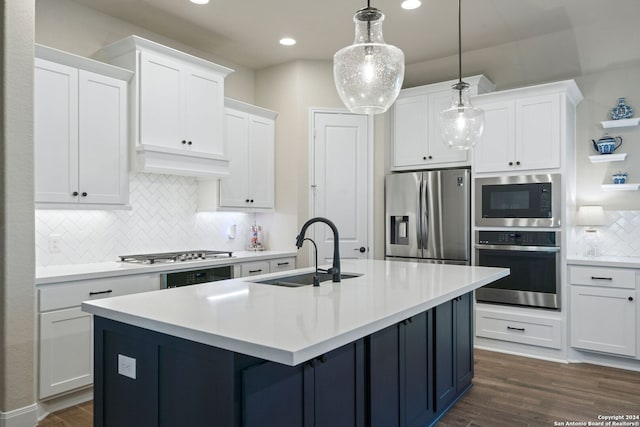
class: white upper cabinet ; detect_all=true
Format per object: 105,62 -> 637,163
100,36 -> 233,178
391,75 -> 494,171
473,81 -> 583,174
218,99 -> 277,210
34,44 -> 131,208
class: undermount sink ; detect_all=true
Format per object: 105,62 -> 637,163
254,272 -> 362,287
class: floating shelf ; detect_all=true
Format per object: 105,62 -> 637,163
589,153 -> 627,163
601,117 -> 640,128
601,183 -> 640,191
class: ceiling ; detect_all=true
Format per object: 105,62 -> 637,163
69,0 -> 640,73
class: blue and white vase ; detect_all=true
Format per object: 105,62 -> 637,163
611,97 -> 633,120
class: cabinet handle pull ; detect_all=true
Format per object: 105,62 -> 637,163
277,262 -> 290,266
629,297 -> 634,302
507,326 -> 525,332
590,276 -> 612,281
72,191 -> 79,196
249,269 -> 263,273
89,290 -> 113,296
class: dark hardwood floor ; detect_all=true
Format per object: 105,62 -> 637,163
38,349 -> 640,426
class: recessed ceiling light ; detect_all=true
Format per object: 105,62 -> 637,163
190,0 -> 209,4
401,0 -> 421,10
279,37 -> 296,46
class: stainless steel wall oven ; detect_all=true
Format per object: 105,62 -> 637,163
475,230 -> 560,310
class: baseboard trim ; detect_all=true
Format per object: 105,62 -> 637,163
37,387 -> 92,422
0,404 -> 37,427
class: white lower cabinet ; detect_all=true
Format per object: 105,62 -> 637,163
568,265 -> 638,358
269,257 -> 296,273
238,257 -> 297,277
570,285 -> 636,357
475,306 -> 562,349
39,307 -> 93,398
240,261 -> 271,277
38,273 -> 160,399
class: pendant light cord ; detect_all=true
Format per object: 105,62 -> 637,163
457,0 -> 462,84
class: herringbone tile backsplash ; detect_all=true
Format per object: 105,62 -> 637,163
35,172 -> 256,266
572,210 -> 640,257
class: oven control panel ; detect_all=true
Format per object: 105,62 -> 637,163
476,231 -> 558,246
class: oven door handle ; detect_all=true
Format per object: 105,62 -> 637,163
475,244 -> 560,253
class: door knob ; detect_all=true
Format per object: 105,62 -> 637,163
354,246 -> 366,253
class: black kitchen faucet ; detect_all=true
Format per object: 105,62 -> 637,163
295,217 -> 341,283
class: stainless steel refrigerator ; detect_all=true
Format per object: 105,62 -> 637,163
385,169 -> 470,265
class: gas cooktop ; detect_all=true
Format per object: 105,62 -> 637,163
119,250 -> 234,264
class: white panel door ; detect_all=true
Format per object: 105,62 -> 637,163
248,115 -> 275,208
312,112 -> 370,264
185,68 -> 224,156
34,58 -> 79,203
393,95 -> 428,167
219,108 -> 250,208
516,94 -> 561,170
139,52 -> 183,150
570,286 -> 636,357
39,308 -> 93,398
78,70 -> 128,205
472,100 -> 515,173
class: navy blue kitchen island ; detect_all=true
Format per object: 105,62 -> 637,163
83,260 -> 508,427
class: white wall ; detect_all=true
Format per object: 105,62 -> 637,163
0,0 -> 37,423
35,0 -> 256,103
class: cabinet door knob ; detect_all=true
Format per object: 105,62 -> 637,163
516,161 -> 521,165
508,161 -> 513,166
245,199 -> 250,203
187,141 -> 192,145
181,140 -> 187,144
423,156 -> 427,160
629,297 -> 634,301
428,155 -> 433,160
250,199 -> 254,203
72,191 -> 79,196
81,192 -> 87,197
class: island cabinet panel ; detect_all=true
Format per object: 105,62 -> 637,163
242,340 -> 365,427
369,311 -> 435,427
92,292 -> 473,427
435,293 -> 473,413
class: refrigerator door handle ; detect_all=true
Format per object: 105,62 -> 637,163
417,177 -> 423,250
422,177 -> 429,253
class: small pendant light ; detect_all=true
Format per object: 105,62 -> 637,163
333,0 -> 405,115
438,0 -> 484,150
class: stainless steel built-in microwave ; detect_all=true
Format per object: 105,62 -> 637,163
475,174 -> 561,227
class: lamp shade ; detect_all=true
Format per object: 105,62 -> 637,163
439,82 -> 484,150
333,7 -> 405,115
577,206 -> 605,226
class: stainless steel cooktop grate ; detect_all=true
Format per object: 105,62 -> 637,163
119,250 -> 234,264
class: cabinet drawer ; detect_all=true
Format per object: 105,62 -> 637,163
241,261 -> 270,277
476,308 -> 562,349
269,257 -> 296,273
39,273 -> 161,311
569,266 -> 635,289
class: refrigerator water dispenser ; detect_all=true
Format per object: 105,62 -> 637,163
390,216 -> 409,245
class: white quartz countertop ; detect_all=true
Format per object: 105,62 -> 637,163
567,255 -> 640,269
82,259 -> 509,366
36,250 -> 297,284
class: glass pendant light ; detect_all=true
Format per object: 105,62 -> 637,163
333,1 -> 405,115
438,0 -> 484,150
